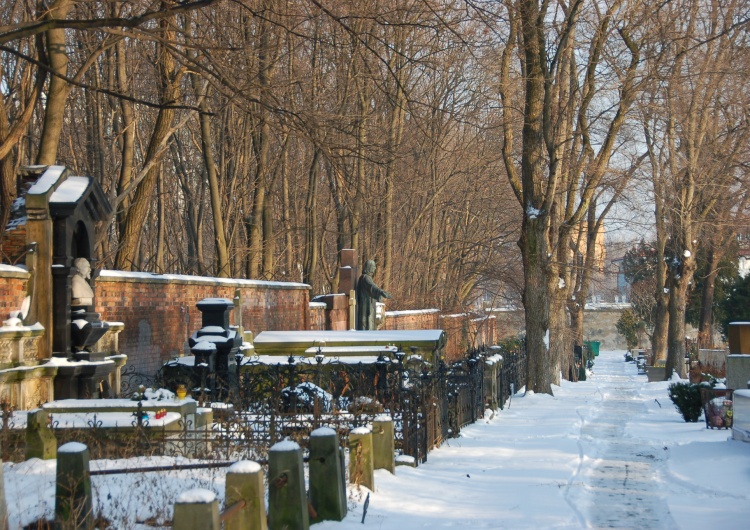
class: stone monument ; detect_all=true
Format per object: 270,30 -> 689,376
14,166 -> 123,400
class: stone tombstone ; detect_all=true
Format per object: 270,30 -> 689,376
25,409 -> 57,460
186,298 -> 241,399
173,488 -> 220,530
339,249 -> 358,330
372,416 -> 395,473
348,427 -> 374,490
728,322 -> 750,355
224,461 -> 267,530
41,168 -> 112,359
339,249 -> 358,295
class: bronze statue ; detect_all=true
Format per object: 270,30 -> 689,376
356,260 -> 391,330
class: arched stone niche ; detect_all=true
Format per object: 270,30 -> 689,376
47,173 -> 111,358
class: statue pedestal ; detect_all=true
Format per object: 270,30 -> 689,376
54,360 -> 116,399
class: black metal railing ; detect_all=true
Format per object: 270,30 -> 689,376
2,342 -> 527,466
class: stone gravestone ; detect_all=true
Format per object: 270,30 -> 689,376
25,409 -> 56,460
339,249 -> 358,330
224,461 -> 267,530
55,442 -> 93,529
186,298 -> 241,400
348,427 -> 374,490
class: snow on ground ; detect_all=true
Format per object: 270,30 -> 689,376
4,350 -> 750,529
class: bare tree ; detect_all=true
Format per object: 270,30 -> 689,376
640,0 -> 750,378
497,0 -> 642,393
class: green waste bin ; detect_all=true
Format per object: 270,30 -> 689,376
587,341 -> 600,356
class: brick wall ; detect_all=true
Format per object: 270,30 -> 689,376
385,310 -> 497,362
0,226 -> 27,265
384,309 -> 440,331
0,266 -> 29,317
0,267 -> 634,373
95,272 -> 312,374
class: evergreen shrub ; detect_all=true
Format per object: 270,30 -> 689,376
668,381 -> 703,422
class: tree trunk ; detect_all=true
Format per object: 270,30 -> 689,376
281,147 -> 293,279
246,118 -> 269,278
651,152 -> 670,362
155,172 -> 166,273
262,187 -> 274,280
520,218 -> 553,393
115,10 -> 180,271
115,38 -> 136,240
666,273 -> 691,379
382,95 -> 405,290
302,149 -> 320,286
36,0 -> 74,165
697,248 -> 720,350
193,81 -> 230,277
382,28 -> 407,290
0,104 -> 17,233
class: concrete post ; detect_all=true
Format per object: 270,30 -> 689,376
309,427 -> 347,522
25,409 -> 57,460
268,440 -> 309,530
372,416 -> 395,473
0,440 -> 7,530
224,461 -> 267,530
173,488 -> 220,530
55,442 -> 93,530
349,290 -> 356,331
348,427 -> 374,491
190,407 -> 213,457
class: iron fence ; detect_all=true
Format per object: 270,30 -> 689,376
1,342 -> 527,466
495,341 -> 527,410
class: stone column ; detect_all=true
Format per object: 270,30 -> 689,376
268,440 -> 309,530
309,427 -> 347,522
0,440 -> 7,530
55,442 -> 93,529
173,488 -> 220,530
224,461 -> 267,530
348,427 -> 374,491
372,416 -> 395,473
24,166 -> 68,358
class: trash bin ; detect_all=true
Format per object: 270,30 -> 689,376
587,341 -> 600,356
574,345 -> 586,381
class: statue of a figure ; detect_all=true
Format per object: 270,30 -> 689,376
356,260 -> 391,330
71,257 -> 94,307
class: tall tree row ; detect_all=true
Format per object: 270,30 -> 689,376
638,0 -> 750,377
2,0 -> 749,392
1,0 -> 519,309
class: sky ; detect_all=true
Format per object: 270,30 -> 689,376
4,349 -> 750,529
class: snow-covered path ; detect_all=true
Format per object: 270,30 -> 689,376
319,349 -> 750,529
565,357 -> 679,529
